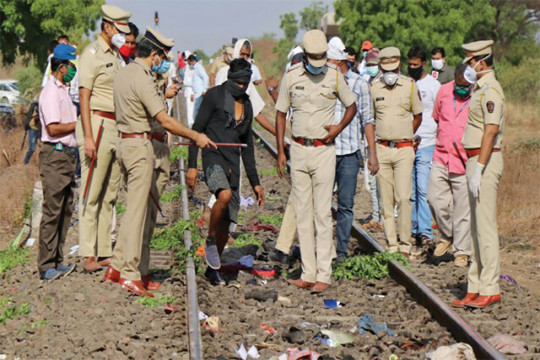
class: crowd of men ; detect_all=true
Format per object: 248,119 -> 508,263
32,4 -> 505,309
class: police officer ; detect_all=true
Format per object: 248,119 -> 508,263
140,32 -> 179,291
371,47 -> 423,257
275,29 -> 357,293
77,5 -> 131,272
451,40 -> 504,309
104,28 -> 214,297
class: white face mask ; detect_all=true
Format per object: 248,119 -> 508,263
382,71 -> 399,86
431,59 -> 444,70
464,55 -> 492,84
111,33 -> 126,49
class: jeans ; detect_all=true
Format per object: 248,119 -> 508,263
193,95 -> 203,121
335,151 -> 361,256
411,145 -> 435,238
24,128 -> 41,164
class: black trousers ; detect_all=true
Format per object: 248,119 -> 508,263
38,144 -> 76,272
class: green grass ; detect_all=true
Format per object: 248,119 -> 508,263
136,294 -> 176,307
149,210 -> 206,274
169,146 -> 188,164
115,203 -> 126,216
333,252 -> 410,281
257,214 -> 283,227
0,301 -> 30,325
160,183 -> 186,203
230,233 -> 262,248
0,247 -> 30,273
258,167 -> 279,176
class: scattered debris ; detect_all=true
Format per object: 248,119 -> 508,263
426,343 -> 476,360
260,323 -> 277,334
240,196 -> 255,209
277,348 -> 321,360
323,299 -> 343,309
25,237 -> 35,247
488,334 -> 527,355
69,245 -> 79,255
202,316 -> 219,334
245,289 -> 278,303
320,329 -> 354,347
358,315 -> 395,337
198,311 -> 208,321
500,274 -> 522,290
235,344 -> 260,359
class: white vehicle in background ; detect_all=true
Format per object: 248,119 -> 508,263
0,80 -> 22,105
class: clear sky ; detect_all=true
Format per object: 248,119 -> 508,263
107,0 -> 334,55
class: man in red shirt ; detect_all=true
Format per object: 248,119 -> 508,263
427,64 -> 472,267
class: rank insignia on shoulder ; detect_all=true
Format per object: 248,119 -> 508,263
106,63 -> 113,68
486,101 -> 495,113
295,86 -> 304,90
376,97 -> 384,101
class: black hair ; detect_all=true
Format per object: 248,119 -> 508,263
57,34 -> 69,43
345,46 -> 357,58
454,63 -> 467,79
136,38 -> 164,58
187,54 -> 197,62
431,47 -> 445,58
128,22 -> 139,38
472,54 -> 493,66
408,46 -> 427,62
50,58 -> 70,72
229,58 -> 251,73
242,41 -> 251,51
48,40 -> 59,54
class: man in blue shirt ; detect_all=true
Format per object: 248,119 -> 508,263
187,54 -> 209,120
327,37 -> 378,263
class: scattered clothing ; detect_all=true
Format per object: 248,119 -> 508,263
488,334 -> 527,355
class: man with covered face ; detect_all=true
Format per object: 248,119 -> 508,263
186,59 -> 265,286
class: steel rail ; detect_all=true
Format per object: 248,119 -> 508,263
251,127 -> 506,360
176,94 -> 203,360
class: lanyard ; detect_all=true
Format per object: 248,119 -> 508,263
453,96 -> 469,119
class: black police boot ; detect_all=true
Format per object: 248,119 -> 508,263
204,267 -> 225,286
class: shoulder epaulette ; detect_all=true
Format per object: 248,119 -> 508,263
287,62 -> 303,72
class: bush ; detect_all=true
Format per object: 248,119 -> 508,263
14,65 -> 42,102
496,57 -> 540,105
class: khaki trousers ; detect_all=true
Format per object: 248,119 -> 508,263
376,144 -> 415,253
275,195 -> 297,254
38,144 -> 76,273
140,139 -> 170,276
77,115 -> 121,258
111,138 -> 154,281
290,142 -> 335,284
466,152 -> 503,296
427,161 -> 471,256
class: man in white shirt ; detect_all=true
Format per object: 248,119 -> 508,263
407,46 -> 441,245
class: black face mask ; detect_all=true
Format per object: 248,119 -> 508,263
408,66 -> 423,81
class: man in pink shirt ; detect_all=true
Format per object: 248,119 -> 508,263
427,64 -> 472,267
37,43 -> 78,281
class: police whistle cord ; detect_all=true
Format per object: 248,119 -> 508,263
149,190 -> 165,218
175,142 -> 247,148
82,120 -> 105,207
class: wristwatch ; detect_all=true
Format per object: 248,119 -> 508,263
267,86 -> 275,93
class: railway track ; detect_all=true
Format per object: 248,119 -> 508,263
174,120 -> 536,359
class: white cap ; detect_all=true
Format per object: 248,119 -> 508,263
327,37 -> 347,61
287,45 -> 303,60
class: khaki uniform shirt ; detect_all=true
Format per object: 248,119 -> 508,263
275,63 -> 356,139
113,58 -> 166,134
151,74 -> 167,133
79,35 -> 125,112
462,72 -> 505,149
209,57 -> 227,76
371,75 -> 423,141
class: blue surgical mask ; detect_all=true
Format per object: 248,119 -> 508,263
305,61 -> 324,75
366,65 -> 379,78
154,60 -> 171,74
